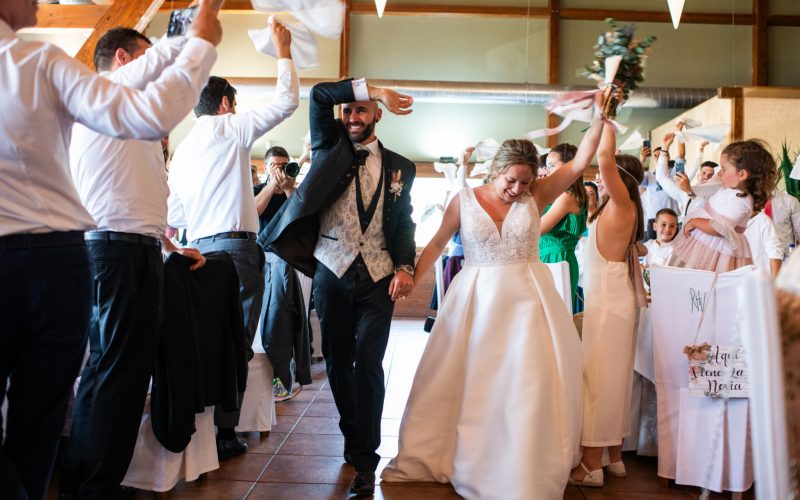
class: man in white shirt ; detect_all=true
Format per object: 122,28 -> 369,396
745,211 -> 783,276
64,28 -> 209,499
167,19 -> 299,460
0,1 -> 222,498
770,190 -> 800,250
656,132 -> 718,223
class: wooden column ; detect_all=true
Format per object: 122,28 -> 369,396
752,0 -> 768,86
74,0 -> 166,69
546,0 -> 561,147
339,0 -> 352,79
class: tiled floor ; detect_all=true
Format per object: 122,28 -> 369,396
50,319 -> 754,499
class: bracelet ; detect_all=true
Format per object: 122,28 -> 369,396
395,264 -> 415,276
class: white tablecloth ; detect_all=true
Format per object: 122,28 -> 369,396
650,265 -> 755,492
122,402 -> 218,492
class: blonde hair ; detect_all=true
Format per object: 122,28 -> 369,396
486,139 -> 540,183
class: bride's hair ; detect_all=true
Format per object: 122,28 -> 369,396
486,139 -> 539,183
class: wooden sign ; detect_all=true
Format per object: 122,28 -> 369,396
687,345 -> 749,398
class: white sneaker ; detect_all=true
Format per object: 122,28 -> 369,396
605,461 -> 627,478
568,462 -> 604,487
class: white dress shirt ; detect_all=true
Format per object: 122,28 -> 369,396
655,154 -> 709,222
641,169 -> 679,221
0,20 -> 216,237
770,190 -> 800,249
745,211 -> 783,273
70,37 -> 195,237
644,239 -> 674,267
167,59 -> 299,242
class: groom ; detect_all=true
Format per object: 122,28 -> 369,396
260,78 -> 416,494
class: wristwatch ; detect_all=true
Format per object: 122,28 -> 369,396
395,265 -> 415,276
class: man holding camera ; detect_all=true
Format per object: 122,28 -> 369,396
166,19 -> 299,460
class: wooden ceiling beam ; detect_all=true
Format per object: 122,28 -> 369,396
560,8 -> 754,25
339,0 -> 351,79
350,2 -> 548,18
159,0 -> 254,9
752,0 -> 768,85
73,0 -> 166,69
546,0 -> 560,148
34,4 -> 109,29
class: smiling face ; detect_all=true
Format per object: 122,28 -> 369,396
653,213 -> 678,243
719,154 -> 748,190
699,165 -> 716,183
492,164 -> 533,203
342,100 -> 381,144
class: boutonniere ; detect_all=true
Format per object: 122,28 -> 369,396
389,170 -> 404,201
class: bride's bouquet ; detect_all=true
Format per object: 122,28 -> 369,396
581,19 -> 656,119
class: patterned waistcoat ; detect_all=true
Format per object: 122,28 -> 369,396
314,175 -> 394,281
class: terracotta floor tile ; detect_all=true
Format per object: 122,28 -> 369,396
304,402 -> 340,417
274,400 -> 311,417
248,482 -> 351,499
270,414 -> 301,433
259,455 -> 355,484
563,485 -> 586,499
314,390 -> 336,402
292,416 -> 342,435
129,478 -> 254,499
240,431 -> 288,455
288,388 -> 318,402
278,433 -> 344,456
204,452 -> 271,482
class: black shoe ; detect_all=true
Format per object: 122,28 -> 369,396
216,436 -> 248,461
349,471 -> 375,496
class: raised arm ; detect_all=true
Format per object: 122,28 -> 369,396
597,124 -> 632,207
232,19 -> 299,148
414,193 -> 461,285
540,192 -> 579,235
55,0 -> 221,140
533,118 -> 604,208
111,36 -> 187,89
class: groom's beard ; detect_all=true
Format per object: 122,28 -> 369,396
347,120 -> 375,144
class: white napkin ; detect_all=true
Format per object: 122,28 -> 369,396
250,0 -> 345,39
675,124 -> 730,144
676,117 -> 702,129
249,15 -> 319,69
470,160 -> 491,178
791,154 -> 800,181
618,130 -> 644,151
474,138 -> 500,163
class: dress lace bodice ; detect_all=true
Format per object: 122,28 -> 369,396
459,188 -> 540,267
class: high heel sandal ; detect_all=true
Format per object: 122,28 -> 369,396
568,462 -> 604,487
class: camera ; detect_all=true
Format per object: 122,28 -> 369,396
283,162 -> 300,178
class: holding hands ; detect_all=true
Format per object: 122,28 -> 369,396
389,270 -> 415,301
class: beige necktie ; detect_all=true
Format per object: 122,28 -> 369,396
357,148 -> 375,206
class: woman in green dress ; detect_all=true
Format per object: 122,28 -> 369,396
539,143 -> 589,312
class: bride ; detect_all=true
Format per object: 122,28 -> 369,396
381,119 -> 605,500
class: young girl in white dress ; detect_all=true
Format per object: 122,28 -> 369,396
381,120 -> 605,500
671,140 -> 778,272
569,125 -> 648,487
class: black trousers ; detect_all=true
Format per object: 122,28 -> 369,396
313,260 -> 394,472
65,240 -> 163,499
0,232 -> 91,500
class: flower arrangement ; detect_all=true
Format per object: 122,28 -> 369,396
580,18 -> 657,118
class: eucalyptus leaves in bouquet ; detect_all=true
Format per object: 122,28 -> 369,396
581,18 -> 656,118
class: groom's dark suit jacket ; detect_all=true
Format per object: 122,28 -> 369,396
258,79 -> 416,277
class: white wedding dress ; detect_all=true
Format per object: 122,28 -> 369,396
381,188 -> 583,500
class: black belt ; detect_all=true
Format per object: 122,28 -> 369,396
84,231 -> 161,247
193,231 -> 257,245
0,231 -> 85,250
